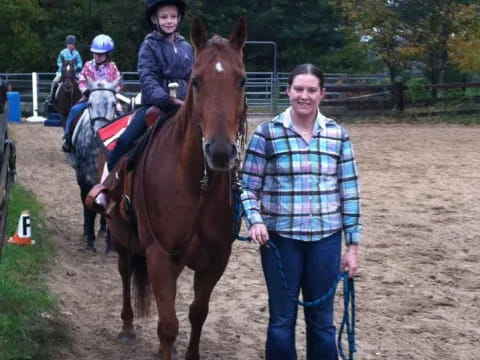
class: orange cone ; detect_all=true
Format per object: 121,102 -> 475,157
8,210 -> 35,246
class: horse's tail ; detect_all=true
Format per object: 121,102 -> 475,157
132,254 -> 151,317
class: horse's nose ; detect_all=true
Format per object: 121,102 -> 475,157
204,141 -> 237,170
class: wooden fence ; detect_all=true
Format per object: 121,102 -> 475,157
0,97 -> 16,263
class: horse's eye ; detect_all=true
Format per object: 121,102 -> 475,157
192,78 -> 200,90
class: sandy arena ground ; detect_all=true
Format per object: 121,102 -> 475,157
8,118 -> 480,359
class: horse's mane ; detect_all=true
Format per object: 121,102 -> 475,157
207,35 -> 228,47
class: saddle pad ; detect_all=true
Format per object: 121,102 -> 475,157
96,112 -> 135,157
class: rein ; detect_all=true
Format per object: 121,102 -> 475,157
234,231 -> 357,359
267,240 -> 356,359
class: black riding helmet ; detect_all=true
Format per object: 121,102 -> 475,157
145,0 -> 186,24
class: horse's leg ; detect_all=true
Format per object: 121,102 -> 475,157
186,247 -> 231,360
79,181 -> 96,251
83,206 -> 97,251
117,243 -> 136,341
105,228 -> 114,253
99,215 -> 107,233
98,215 -> 113,253
147,246 -> 182,360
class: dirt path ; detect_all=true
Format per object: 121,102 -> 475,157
9,120 -> 480,359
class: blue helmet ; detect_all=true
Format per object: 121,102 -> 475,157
65,35 -> 77,44
90,34 -> 115,54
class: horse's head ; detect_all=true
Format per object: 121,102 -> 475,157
61,58 -> 76,91
189,17 -> 247,171
86,79 -> 119,132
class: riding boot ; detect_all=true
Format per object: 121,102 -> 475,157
61,128 -> 74,152
48,83 -> 58,105
85,164 -> 111,215
61,137 -> 73,153
94,164 -> 110,209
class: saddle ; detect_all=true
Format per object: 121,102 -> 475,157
87,105 -> 178,220
96,106 -> 161,158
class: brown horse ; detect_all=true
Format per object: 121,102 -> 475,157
106,17 -> 247,360
55,57 -> 81,127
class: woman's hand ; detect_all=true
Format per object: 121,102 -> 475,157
248,223 -> 269,246
341,245 -> 358,278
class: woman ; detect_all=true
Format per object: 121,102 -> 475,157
241,64 -> 362,359
89,0 -> 194,212
62,34 -> 122,152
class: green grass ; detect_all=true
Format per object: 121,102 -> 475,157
0,185 -> 69,360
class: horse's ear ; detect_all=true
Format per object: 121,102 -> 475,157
229,17 -> 247,51
107,78 -> 120,91
87,77 -> 95,90
191,17 -> 208,51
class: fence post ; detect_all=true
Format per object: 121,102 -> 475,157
26,72 -> 46,123
393,81 -> 404,112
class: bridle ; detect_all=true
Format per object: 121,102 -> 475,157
60,63 -> 77,107
199,96 -> 248,192
87,87 -> 117,130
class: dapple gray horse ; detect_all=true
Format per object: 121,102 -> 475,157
67,79 -> 118,252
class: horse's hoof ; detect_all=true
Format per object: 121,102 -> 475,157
118,330 -> 136,344
159,344 -> 178,359
85,245 -> 97,253
185,351 -> 199,360
105,246 -> 115,255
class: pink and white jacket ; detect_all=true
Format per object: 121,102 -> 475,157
78,60 -> 123,94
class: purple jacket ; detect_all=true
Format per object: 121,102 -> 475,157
137,32 -> 194,108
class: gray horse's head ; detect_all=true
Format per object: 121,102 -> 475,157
68,79 -> 119,184
87,79 -> 119,132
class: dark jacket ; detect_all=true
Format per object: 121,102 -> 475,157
137,31 -> 194,108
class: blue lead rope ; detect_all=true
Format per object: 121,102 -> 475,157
232,189 -> 356,359
268,241 -> 356,360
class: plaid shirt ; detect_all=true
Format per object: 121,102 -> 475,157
241,107 -> 362,245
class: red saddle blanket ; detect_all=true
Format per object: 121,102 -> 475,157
96,112 -> 135,156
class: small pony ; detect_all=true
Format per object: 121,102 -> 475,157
55,57 -> 81,127
67,79 -> 119,251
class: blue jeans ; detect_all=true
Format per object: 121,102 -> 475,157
64,100 -> 88,137
261,232 -> 341,360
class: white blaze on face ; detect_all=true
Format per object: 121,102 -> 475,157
215,62 -> 224,73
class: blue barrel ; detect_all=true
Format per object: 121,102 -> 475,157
7,91 -> 21,122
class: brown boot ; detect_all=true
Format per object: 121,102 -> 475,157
85,184 -> 114,216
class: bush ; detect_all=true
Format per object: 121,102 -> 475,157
405,77 -> 431,103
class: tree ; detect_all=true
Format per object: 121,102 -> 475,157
335,0 -> 410,83
449,4 -> 480,72
0,0 -> 47,72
